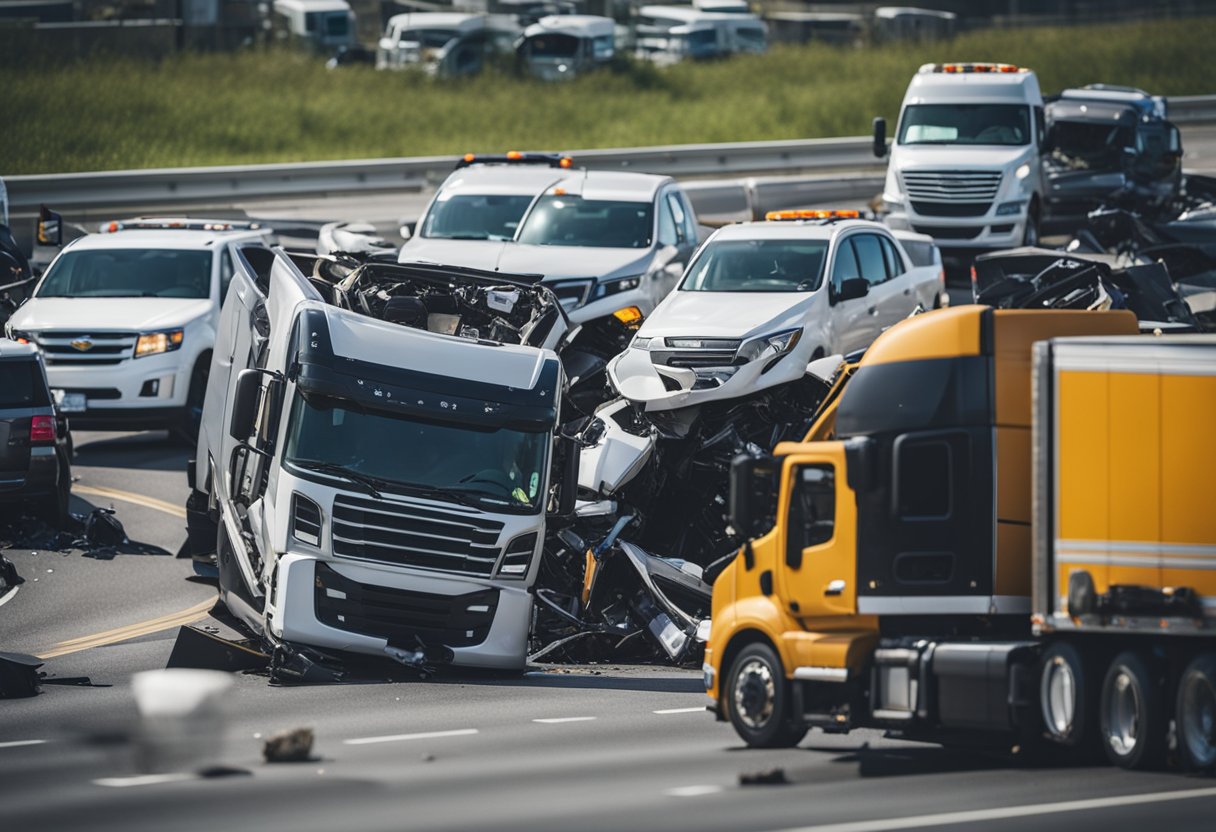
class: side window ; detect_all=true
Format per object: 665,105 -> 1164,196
678,193 -> 699,243
896,438 -> 952,519
852,234 -> 888,286
666,193 -> 688,244
880,236 -> 905,279
786,464 -> 835,568
656,193 -> 679,246
830,238 -> 860,290
218,248 -> 235,306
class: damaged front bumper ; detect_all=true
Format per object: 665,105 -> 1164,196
267,552 -> 533,671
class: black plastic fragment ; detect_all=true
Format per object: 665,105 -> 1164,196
0,651 -> 43,698
166,625 -> 270,673
269,644 -> 346,685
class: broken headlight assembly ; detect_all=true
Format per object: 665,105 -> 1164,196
590,273 -> 643,302
134,328 -> 184,358
291,493 -> 323,547
736,328 -> 802,373
497,532 -> 539,578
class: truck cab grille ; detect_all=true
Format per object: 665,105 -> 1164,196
331,493 -> 504,576
902,170 -> 1002,204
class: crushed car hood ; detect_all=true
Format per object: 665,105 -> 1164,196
638,290 -> 817,340
397,239 -> 509,272
9,297 -> 213,332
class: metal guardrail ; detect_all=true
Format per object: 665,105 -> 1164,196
6,95 -> 1215,216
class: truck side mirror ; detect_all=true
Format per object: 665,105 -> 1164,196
729,453 -> 776,540
228,369 -> 261,442
37,206 -> 62,248
872,117 -> 888,159
837,277 -> 869,303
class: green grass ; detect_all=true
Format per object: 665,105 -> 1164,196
3,18 -> 1214,174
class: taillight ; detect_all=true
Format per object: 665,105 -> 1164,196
970,265 -> 978,284
940,268 -> 947,285
30,415 -> 56,445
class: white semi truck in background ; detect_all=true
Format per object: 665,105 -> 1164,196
875,62 -> 1046,251
187,248 -> 578,671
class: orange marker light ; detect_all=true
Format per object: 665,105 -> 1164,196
559,157 -> 573,169
551,187 -> 567,196
613,306 -> 644,326
463,153 -> 476,163
764,209 -> 860,221
506,151 -> 523,160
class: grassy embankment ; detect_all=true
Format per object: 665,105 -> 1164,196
2,18 -> 1214,174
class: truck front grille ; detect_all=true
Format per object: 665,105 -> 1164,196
331,493 -> 503,576
902,170 -> 1002,203
911,201 -> 992,217
314,562 -> 498,648
33,331 -> 138,366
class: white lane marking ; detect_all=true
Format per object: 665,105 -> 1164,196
0,739 -> 46,749
665,785 -> 724,798
94,773 -> 194,788
344,728 -> 479,746
771,785 -> 1216,832
653,706 -> 706,715
0,585 -> 19,610
532,717 -> 597,724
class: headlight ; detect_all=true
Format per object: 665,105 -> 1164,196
291,492 -> 323,547
632,336 -> 652,350
591,273 -> 643,301
737,328 -> 802,364
134,329 -> 184,358
6,327 -> 32,345
995,200 -> 1027,217
497,532 -> 538,578
1015,163 -> 1031,180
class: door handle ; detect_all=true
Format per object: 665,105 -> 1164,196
825,580 -> 846,596
903,288 -> 911,296
867,306 -> 878,316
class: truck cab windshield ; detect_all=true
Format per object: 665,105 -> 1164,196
36,249 -> 212,299
516,196 -> 654,248
421,194 -> 535,241
899,104 -> 1031,146
681,240 -> 827,292
283,393 -> 547,512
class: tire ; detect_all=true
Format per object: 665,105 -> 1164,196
37,461 -> 71,529
725,641 -> 808,748
1099,650 -> 1168,770
174,358 -> 210,445
1176,653 -> 1216,772
1039,641 -> 1099,757
1022,201 -> 1040,248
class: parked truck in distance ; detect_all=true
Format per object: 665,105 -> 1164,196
707,305 -> 1216,771
875,63 -> 1045,251
187,248 -> 579,671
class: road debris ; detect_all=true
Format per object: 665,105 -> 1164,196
263,727 -> 315,763
739,767 -> 789,786
0,651 -> 42,698
167,625 -> 270,673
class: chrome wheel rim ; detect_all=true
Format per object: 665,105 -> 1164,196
733,658 -> 775,729
1041,656 -> 1076,738
1181,674 -> 1216,767
1105,669 -> 1142,757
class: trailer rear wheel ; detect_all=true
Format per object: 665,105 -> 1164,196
1177,653 -> 1216,772
1099,651 -> 1167,770
726,642 -> 807,748
1039,641 -> 1097,755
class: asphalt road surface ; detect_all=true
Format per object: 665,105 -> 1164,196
3,429 -> 1216,832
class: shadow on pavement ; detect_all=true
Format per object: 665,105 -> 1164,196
70,430 -> 190,472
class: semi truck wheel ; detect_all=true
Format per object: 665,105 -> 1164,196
1039,641 -> 1097,755
726,642 -> 807,748
1176,654 -> 1216,772
1099,651 -> 1167,770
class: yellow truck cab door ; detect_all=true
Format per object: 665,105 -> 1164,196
777,444 -> 857,619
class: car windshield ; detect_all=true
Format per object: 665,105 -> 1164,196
680,239 -> 828,292
421,194 -> 535,241
899,104 -> 1031,146
526,33 -> 579,57
516,196 -> 654,248
283,392 -> 547,513
1047,120 -> 1135,171
402,28 -> 458,48
36,249 -> 212,299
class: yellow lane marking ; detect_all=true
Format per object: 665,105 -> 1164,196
74,484 -> 187,519
36,597 -> 215,659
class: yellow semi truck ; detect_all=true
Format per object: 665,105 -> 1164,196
705,305 -> 1216,770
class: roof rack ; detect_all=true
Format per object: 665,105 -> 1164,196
99,218 -> 263,234
455,151 -> 574,170
765,209 -> 861,222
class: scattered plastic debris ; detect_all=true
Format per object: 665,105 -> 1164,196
263,727 -> 315,763
739,767 -> 789,786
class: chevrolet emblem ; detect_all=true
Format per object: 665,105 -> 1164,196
71,337 -> 94,352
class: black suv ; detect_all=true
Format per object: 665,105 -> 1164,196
0,341 -> 71,525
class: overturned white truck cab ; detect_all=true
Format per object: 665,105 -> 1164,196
187,249 -> 576,670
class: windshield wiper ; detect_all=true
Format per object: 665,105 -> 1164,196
392,480 -> 491,510
290,458 -> 384,499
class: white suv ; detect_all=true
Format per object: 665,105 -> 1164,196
5,218 -> 270,439
609,211 -> 943,411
